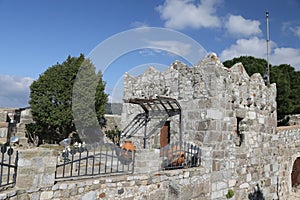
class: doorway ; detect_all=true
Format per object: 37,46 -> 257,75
292,157 -> 300,188
160,121 -> 170,148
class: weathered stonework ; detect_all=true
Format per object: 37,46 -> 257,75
1,53 -> 300,199
288,114 -> 300,125
121,53 -> 278,199
276,125 -> 300,199
0,107 -> 32,146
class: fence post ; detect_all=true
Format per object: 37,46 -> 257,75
15,148 -> 58,191
134,149 -> 161,174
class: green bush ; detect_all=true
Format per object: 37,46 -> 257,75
226,189 -> 234,199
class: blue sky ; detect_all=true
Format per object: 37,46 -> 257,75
1,0 -> 300,107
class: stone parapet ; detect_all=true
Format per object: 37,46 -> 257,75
16,148 -> 58,191
134,149 -> 161,174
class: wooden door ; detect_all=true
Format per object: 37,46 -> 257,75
160,121 -> 170,148
292,157 -> 300,187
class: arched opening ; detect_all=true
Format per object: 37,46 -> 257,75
292,157 -> 300,188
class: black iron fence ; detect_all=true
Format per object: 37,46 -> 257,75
160,141 -> 201,170
0,144 -> 18,190
55,143 -> 135,180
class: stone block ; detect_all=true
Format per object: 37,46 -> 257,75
78,187 -> 85,194
18,158 -> 32,167
236,109 -> 247,119
239,182 -> 249,189
212,160 -> 221,171
213,150 -> 224,159
148,190 -> 166,200
246,173 -> 252,182
193,132 -> 204,143
216,181 -> 227,190
41,174 -> 55,186
0,112 -> 7,122
203,131 -> 222,144
211,190 -> 223,199
183,171 -> 190,178
0,132 -> 8,147
228,179 -> 236,187
206,109 -> 223,120
40,191 -> 53,200
248,111 -> 256,119
196,120 -> 210,130
211,171 -> 223,182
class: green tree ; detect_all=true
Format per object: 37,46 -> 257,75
270,64 -> 300,122
105,126 -> 121,146
223,56 -> 267,77
72,59 -> 109,144
26,54 -> 108,144
95,71 -> 108,126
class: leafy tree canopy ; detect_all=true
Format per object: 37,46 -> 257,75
27,54 -> 108,144
223,56 -> 300,125
223,56 -> 268,77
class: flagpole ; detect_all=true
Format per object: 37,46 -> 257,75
265,11 -> 270,86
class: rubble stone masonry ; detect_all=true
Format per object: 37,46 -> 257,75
1,54 -> 300,199
121,53 -> 280,199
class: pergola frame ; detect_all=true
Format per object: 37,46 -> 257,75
122,96 -> 182,148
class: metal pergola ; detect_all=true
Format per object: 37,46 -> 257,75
121,96 -> 182,148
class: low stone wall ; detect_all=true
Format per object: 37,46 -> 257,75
40,167 -> 209,200
1,124 -> 300,200
0,148 -> 211,200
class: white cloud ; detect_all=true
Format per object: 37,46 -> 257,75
220,37 -> 300,71
0,75 -> 34,108
220,37 -> 271,61
156,0 -> 221,29
146,40 -> 192,57
282,23 -> 300,38
271,48 -> 300,71
225,15 -> 262,37
291,26 -> 300,38
131,21 -> 149,29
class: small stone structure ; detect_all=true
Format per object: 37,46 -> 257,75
0,107 -> 32,146
288,114 -> 300,125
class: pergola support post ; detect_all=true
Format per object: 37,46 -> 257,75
179,110 -> 182,147
143,114 -> 148,149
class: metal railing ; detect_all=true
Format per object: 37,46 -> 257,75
160,141 -> 200,170
55,143 -> 135,180
0,144 -> 18,190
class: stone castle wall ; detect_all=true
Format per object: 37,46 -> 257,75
1,53 -> 300,199
122,53 -> 277,148
276,125 -> 300,199
121,53 -> 279,199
